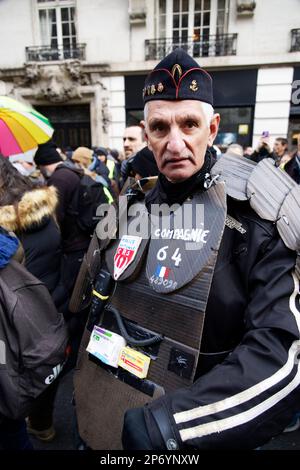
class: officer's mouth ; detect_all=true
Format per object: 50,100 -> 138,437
163,156 -> 192,167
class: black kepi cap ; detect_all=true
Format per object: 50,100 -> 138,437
143,48 -> 213,105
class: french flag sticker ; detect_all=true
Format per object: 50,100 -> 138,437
155,265 -> 171,279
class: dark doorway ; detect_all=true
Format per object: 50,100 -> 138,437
35,104 -> 91,150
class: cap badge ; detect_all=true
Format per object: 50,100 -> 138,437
151,84 -> 156,95
190,80 -> 199,92
157,82 -> 164,92
171,64 -> 183,81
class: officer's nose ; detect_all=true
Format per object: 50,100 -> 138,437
166,127 -> 186,154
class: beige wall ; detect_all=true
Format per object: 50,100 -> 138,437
0,0 -> 299,70
0,0 -> 34,68
0,0 -> 299,146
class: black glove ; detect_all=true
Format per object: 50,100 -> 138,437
122,407 -> 153,450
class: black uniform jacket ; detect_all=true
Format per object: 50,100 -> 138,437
143,179 -> 300,450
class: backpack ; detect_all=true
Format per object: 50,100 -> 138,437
68,171 -> 109,235
0,260 -> 69,421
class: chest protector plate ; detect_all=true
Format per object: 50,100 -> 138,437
74,182 -> 227,449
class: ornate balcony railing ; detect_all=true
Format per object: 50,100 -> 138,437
291,29 -> 300,52
25,44 -> 86,62
145,34 -> 237,60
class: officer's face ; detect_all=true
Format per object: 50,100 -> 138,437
144,100 -> 219,183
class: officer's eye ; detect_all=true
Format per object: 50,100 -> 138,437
150,122 -> 167,133
184,120 -> 198,129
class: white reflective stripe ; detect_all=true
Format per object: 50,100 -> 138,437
175,271 -> 300,432
290,272 -> 300,331
175,341 -> 300,424
0,340 -> 5,365
180,362 -> 300,441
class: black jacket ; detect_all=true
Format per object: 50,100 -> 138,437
0,260 -> 68,422
0,186 -> 68,313
141,180 -> 300,450
48,164 -> 91,253
284,154 -> 300,184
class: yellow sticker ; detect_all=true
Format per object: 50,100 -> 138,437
238,124 -> 249,135
118,346 -> 150,379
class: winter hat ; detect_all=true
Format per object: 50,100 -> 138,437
72,147 -> 93,168
94,146 -> 108,157
130,147 -> 159,178
34,140 -> 63,166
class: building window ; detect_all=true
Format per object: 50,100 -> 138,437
154,0 -> 229,42
214,106 -> 253,148
37,0 -> 76,56
216,0 -> 230,35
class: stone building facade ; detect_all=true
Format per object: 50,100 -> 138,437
0,0 -> 299,151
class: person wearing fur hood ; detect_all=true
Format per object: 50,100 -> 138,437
0,155 -> 68,313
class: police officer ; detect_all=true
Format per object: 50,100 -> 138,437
74,48 -> 300,450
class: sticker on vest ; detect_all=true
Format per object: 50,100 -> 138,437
113,235 -> 142,280
149,262 -> 178,290
86,326 -> 126,368
118,346 -> 151,379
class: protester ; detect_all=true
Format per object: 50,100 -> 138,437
91,146 -> 118,198
281,135 -> 300,184
34,140 -> 90,294
0,155 -> 67,312
123,126 -> 146,159
0,154 -> 70,442
9,153 -> 43,185
120,126 -> 146,186
251,135 -> 288,165
0,226 -> 68,449
0,227 -> 33,450
226,143 -> 244,157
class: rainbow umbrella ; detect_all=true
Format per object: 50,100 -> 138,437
0,95 -> 54,157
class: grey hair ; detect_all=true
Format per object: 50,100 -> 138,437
144,101 -> 214,128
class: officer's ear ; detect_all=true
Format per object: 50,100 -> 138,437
140,120 -> 153,151
208,113 -> 220,147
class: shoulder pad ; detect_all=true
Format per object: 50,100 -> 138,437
246,158 -> 300,251
211,154 -> 300,251
211,152 -> 256,200
296,254 -> 300,279
276,185 -> 300,251
246,158 -> 294,220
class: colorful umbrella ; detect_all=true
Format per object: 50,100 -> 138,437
0,95 -> 54,157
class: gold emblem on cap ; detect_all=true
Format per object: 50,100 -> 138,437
151,84 -> 156,95
190,80 -> 198,92
157,82 -> 164,92
147,86 -> 151,96
171,64 -> 183,79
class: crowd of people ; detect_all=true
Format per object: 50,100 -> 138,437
0,47 -> 300,451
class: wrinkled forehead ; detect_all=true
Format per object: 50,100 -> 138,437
144,99 -> 206,120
